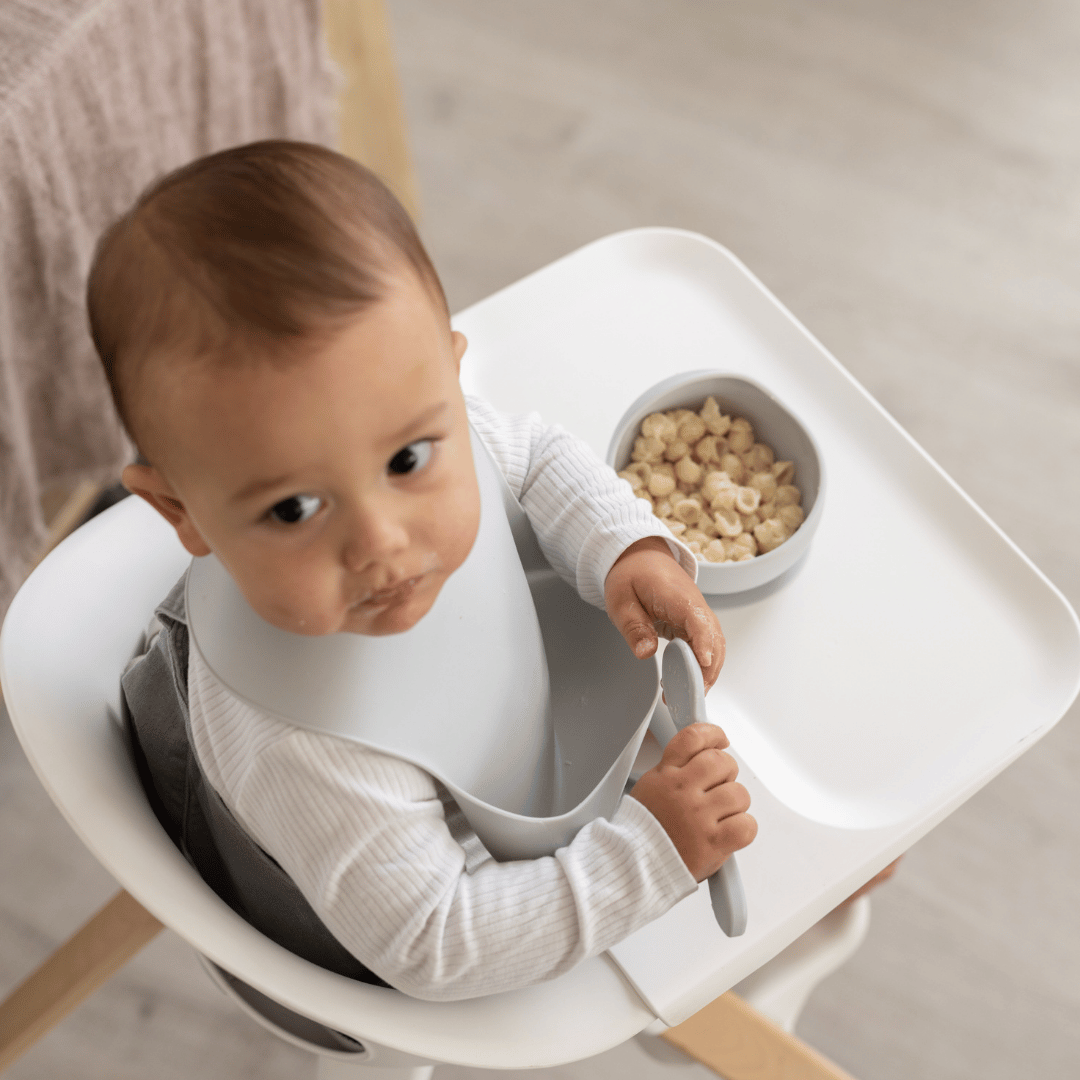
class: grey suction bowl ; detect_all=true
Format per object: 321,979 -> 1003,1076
607,371 -> 824,595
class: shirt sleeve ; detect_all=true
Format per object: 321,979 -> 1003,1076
466,395 -> 697,608
188,646 -> 697,1002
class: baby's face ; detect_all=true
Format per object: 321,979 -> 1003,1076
128,273 -> 480,636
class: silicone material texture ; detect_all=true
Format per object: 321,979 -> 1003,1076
658,639 -> 748,936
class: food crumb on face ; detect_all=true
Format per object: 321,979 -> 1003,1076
620,396 -> 804,563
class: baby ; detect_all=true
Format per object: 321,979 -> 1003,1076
88,140 -> 756,1000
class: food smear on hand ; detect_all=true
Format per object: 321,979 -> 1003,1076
618,397 -> 804,563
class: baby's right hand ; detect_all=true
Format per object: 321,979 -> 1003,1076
629,723 -> 757,881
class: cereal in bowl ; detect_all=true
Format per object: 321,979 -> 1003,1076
619,396 -> 803,563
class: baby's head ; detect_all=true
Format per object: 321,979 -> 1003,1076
88,140 -> 480,637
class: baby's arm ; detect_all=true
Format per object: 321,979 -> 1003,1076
466,396 -> 697,608
224,727 -> 697,1001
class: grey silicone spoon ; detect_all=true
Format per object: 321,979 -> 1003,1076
657,638 -> 748,937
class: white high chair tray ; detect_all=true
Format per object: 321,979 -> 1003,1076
457,227 -> 1080,1024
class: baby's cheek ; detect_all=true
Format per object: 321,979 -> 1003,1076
438,480 -> 481,573
244,572 -> 340,636
258,596 -> 337,635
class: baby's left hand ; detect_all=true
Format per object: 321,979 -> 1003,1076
604,537 -> 725,692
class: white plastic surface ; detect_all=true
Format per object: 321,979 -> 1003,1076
456,227 -> 1080,1022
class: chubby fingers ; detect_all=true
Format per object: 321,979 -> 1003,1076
631,723 -> 757,880
638,580 -> 725,692
660,721 -> 731,767
611,591 -> 661,660
603,539 -> 727,692
682,745 -> 741,792
699,801 -> 758,878
681,599 -> 726,692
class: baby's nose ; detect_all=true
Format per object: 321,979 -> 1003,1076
342,505 -> 410,568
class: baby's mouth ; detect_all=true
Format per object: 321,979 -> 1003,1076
353,574 -> 426,610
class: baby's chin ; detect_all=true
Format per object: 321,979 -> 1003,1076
253,595 -> 436,638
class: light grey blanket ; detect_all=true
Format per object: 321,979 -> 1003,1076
0,0 -> 338,619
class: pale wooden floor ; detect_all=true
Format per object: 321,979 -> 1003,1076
3,1 -> 1079,1077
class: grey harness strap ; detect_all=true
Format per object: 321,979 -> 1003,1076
121,575 -> 390,986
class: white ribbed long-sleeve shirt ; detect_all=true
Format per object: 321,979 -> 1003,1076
188,396 -> 699,1000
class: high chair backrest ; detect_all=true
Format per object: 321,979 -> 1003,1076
0,494 -> 656,1069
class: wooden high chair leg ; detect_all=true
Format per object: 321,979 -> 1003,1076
323,0 -> 419,221
660,990 -> 859,1080
0,890 -> 162,1071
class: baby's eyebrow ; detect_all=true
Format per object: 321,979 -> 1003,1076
230,474 -> 295,505
386,401 -> 450,446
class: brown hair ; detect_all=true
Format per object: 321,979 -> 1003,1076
87,140 -> 445,442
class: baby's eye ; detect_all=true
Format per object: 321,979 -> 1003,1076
388,439 -> 434,476
269,494 -> 322,524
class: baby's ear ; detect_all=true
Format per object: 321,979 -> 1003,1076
121,463 -> 212,557
451,330 -> 468,374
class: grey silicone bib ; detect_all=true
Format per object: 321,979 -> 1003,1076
186,430 -> 661,861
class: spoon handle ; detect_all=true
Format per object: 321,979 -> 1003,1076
656,638 -> 748,937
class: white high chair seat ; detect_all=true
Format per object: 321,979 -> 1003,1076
0,488 -> 869,1076
1,496 -> 654,1071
